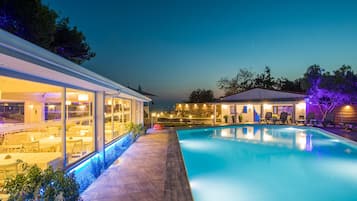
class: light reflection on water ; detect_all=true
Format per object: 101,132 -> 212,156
178,125 -> 357,201
213,126 -> 314,151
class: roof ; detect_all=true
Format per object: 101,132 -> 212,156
221,88 -> 306,102
128,86 -> 157,97
0,29 -> 151,102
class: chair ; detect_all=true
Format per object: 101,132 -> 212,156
279,112 -> 288,124
296,115 -> 305,125
0,144 -> 24,152
323,113 -> 336,127
306,112 -> 317,126
67,139 -> 84,159
0,161 -> 20,185
265,112 -> 273,124
23,141 -> 40,152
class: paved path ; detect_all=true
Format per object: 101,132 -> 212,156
82,129 -> 193,201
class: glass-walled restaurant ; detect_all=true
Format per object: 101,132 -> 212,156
0,29 -> 150,185
0,76 -> 145,173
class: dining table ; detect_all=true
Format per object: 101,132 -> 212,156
37,136 -> 93,152
0,152 -> 62,170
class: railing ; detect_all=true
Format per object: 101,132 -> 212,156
152,116 -> 217,127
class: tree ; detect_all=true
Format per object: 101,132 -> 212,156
189,89 -> 214,103
301,64 -> 324,90
52,18 -> 95,64
254,66 -> 276,89
0,0 -> 57,49
0,0 -> 95,64
217,68 -> 254,96
307,65 -> 357,121
276,77 -> 304,92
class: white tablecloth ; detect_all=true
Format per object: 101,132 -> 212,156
0,152 -> 62,169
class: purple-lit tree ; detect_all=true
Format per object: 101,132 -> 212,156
308,80 -> 350,121
306,65 -> 357,121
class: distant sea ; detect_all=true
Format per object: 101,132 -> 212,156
150,99 -> 178,112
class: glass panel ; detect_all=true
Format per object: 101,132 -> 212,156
65,88 -> 94,165
0,76 -> 64,183
104,96 -> 113,144
105,97 -> 131,144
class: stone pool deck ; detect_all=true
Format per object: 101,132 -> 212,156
81,128 -> 193,201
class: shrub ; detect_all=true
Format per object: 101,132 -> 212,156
4,165 -> 81,201
126,122 -> 144,141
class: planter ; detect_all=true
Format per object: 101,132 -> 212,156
224,116 -> 228,123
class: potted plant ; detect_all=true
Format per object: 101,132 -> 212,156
223,115 -> 229,123
4,165 -> 81,201
238,114 -> 243,123
231,115 -> 236,123
127,122 -> 144,142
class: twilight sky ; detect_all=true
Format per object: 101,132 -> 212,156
44,0 -> 357,109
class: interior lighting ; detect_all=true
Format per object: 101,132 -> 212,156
263,104 -> 272,110
297,102 -> 306,110
78,94 -> 89,101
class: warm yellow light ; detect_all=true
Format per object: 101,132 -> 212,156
79,105 -> 86,110
194,104 -> 198,109
178,104 -> 182,108
246,127 -> 254,139
160,112 -> 164,115
185,104 -> 189,108
345,105 -> 351,109
297,102 -> 306,110
222,104 -> 228,109
211,115 -> 214,119
157,114 -> 160,117
221,129 -> 230,137
107,99 -> 112,105
203,104 -> 207,107
170,114 -> 173,118
80,130 -> 87,136
78,94 -> 89,101
263,104 -> 272,110
247,104 -> 253,110
189,115 -> 192,119
65,100 -> 72,105
263,134 -> 272,141
48,105 -> 55,110
29,104 -> 34,109
297,132 -> 307,150
151,112 -> 156,117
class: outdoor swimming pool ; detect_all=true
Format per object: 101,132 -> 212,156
177,125 -> 357,201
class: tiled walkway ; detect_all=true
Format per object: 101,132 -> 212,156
81,129 -> 193,201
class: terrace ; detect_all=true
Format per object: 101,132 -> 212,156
81,129 -> 193,201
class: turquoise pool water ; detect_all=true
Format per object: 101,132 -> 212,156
177,125 -> 357,201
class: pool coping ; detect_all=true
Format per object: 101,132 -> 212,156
164,128 -> 194,201
174,129 -> 194,200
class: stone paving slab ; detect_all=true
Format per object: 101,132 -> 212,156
82,129 -> 193,201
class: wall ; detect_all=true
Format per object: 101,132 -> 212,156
334,105 -> 357,123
